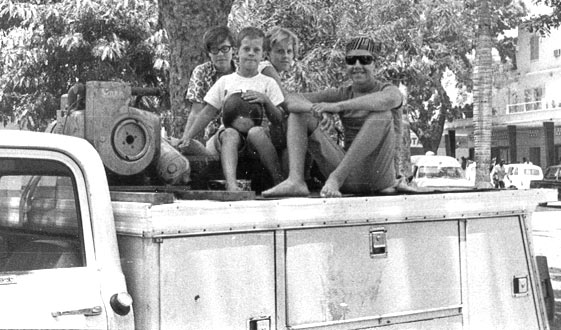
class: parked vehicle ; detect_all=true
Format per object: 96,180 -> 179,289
410,155 -> 474,189
504,163 -> 544,189
530,164 -> 561,199
0,130 -> 556,329
543,164 -> 561,181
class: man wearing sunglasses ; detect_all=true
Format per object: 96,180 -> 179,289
263,36 -> 410,198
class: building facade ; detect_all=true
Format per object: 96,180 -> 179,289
444,27 -> 561,168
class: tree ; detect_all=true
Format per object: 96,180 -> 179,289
0,0 -> 166,130
523,0 -> 561,34
158,0 -> 234,137
473,0 -> 493,187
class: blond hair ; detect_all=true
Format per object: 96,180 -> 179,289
265,27 -> 299,55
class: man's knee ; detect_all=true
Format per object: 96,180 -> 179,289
363,111 -> 393,127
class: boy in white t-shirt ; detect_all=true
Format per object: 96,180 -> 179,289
178,27 -> 285,192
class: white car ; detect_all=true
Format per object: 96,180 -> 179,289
410,155 -> 474,188
504,163 -> 544,189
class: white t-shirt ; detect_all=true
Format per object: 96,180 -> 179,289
204,72 -> 284,110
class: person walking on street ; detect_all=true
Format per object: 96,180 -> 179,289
490,159 -> 507,189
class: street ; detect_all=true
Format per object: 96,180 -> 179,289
532,205 -> 561,329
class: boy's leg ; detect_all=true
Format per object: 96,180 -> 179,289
219,128 -> 243,191
246,126 -> 284,185
262,112 -> 317,197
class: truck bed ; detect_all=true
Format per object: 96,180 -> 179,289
110,188 -> 556,329
111,189 -> 555,236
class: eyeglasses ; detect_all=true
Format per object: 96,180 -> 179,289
345,55 -> 374,65
209,45 -> 232,55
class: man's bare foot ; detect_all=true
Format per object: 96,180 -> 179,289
262,179 -> 310,197
379,177 -> 416,194
320,177 -> 342,198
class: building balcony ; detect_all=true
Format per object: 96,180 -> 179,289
503,100 -> 561,127
445,100 -> 561,131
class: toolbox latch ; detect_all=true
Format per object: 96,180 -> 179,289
369,227 -> 387,258
513,275 -> 529,297
248,315 -> 270,330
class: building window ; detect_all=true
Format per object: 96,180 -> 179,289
530,34 -> 539,61
524,87 -> 543,111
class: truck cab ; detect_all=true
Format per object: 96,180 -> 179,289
0,130 -> 557,330
0,130 -> 133,329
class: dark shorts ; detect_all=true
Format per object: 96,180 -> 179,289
206,125 -> 279,157
307,113 -> 396,194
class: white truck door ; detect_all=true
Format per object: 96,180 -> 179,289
0,150 -> 108,329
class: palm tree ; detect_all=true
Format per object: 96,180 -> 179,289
473,0 -> 493,188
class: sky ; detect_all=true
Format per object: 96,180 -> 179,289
524,0 -> 553,16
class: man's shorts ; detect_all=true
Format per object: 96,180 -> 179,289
307,115 -> 396,194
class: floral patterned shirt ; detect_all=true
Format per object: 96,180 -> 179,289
185,60 -> 237,140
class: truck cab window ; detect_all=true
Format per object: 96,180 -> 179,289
0,158 -> 84,272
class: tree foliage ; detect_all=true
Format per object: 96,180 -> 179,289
1,0 -> 529,151
523,0 -> 561,34
0,0 -> 167,130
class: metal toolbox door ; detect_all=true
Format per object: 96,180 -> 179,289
285,221 -> 462,328
466,216 -> 542,329
158,232 -> 276,329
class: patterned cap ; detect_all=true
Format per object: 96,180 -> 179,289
345,36 -> 380,54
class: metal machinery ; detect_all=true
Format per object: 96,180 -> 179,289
56,81 -> 189,186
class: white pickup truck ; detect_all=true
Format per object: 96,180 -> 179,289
0,130 -> 556,330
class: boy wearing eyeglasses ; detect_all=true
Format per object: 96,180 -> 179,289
263,36 -> 412,198
182,26 -> 237,144
179,27 -> 285,192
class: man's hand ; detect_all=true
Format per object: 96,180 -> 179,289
311,102 -> 341,114
242,90 -> 268,104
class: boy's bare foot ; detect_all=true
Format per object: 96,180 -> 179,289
226,181 -> 243,192
320,178 -> 342,198
262,179 -> 310,197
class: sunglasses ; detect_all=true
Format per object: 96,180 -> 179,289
345,55 -> 374,65
209,45 -> 232,55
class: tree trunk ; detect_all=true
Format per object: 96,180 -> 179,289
158,0 -> 234,137
399,83 -> 412,178
473,0 -> 493,188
